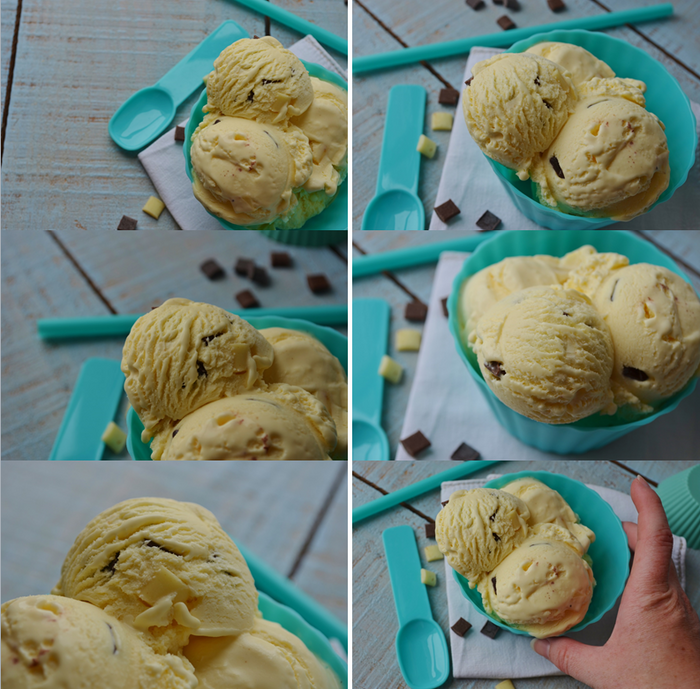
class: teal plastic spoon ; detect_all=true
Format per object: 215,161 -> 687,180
352,299 -> 391,460
362,85 -> 426,231
383,526 -> 450,689
109,21 -> 248,151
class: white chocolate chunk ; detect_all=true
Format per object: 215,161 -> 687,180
417,134 -> 437,158
142,196 -> 166,219
431,112 -> 453,131
379,355 -> 403,384
396,329 -> 422,351
421,568 -> 437,586
424,545 -> 444,562
101,421 -> 126,453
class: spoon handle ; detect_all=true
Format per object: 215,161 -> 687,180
383,526 -> 433,626
156,21 -> 249,106
376,85 -> 426,196
352,299 -> 390,428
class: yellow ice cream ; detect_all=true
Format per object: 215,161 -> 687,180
205,37 -> 313,125
473,286 -> 615,424
463,53 -> 578,180
435,488 -> 530,586
578,77 -> 647,108
52,498 -> 257,655
121,298 -> 273,459
160,384 -> 337,461
191,116 -> 312,226
1,596 -> 198,689
525,42 -> 614,86
532,97 -> 670,221
185,617 -> 341,689
591,264 -> 700,412
563,249 -> 630,299
477,537 -> 595,638
260,327 -> 348,459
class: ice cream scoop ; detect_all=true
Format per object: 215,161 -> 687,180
463,53 -> 578,180
159,384 -> 337,460
52,498 -> 257,654
121,298 -> 273,459
532,97 -> 670,221
578,77 -> 647,107
1,595 -> 198,689
435,488 -> 530,585
184,617 -> 341,689
562,249 -> 629,299
261,327 -> 348,459
473,286 -> 615,424
525,41 -> 614,86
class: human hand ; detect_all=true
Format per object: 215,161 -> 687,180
532,475 -> 700,689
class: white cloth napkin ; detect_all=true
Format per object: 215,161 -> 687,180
428,48 -> 700,231
138,36 -> 346,231
441,475 -> 687,679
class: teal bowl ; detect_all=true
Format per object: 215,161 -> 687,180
126,316 -> 348,460
453,470 -> 630,638
657,465 -> 700,549
184,60 -> 348,242
481,30 -> 697,230
258,591 -> 347,688
447,230 -> 699,454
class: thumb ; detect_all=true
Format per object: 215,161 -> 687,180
532,637 -> 601,683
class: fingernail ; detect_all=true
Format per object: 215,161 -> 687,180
636,475 -> 649,486
531,638 -> 550,658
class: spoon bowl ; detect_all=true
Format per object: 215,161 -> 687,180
109,86 -> 176,152
362,189 -> 425,231
352,415 -> 390,460
396,619 -> 450,689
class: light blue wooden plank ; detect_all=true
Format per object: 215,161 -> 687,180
1,0 -> 346,231
1,462 -> 347,620
1,0 -> 18,97
353,460 -> 700,689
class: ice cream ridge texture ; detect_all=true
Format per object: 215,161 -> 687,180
190,37 -> 348,230
1,498 -> 342,689
122,299 -> 346,459
436,480 -> 596,638
459,246 -> 700,424
463,42 -> 670,221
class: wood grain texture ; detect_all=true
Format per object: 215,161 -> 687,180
352,460 -> 700,689
1,0 -> 18,102
1,231 -> 348,460
1,461 -> 348,622
352,0 -> 700,229
352,230 -> 700,459
1,0 -> 347,230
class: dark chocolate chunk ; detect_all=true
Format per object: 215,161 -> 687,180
481,621 -> 501,639
492,532 -> 501,542
247,90 -> 255,102
451,618 -> 472,637
434,199 -> 461,223
201,332 -> 223,346
172,429 -> 179,438
548,0 -> 566,12
196,360 -> 207,378
563,312 -> 571,317
400,430 -> 431,458
550,155 -> 565,179
493,0 -> 503,4
405,300 -> 428,322
307,273 -> 331,294
106,623 -> 118,654
235,257 -> 255,276
271,251 -> 292,267
505,0 -> 520,9
425,523 -> 436,539
451,442 -> 480,461
441,500 -> 450,507
492,576 -> 497,594
485,361 -> 505,378
441,297 -> 449,318
236,289 -> 260,309
145,540 -> 180,555
497,15 -> 516,30
587,99 -> 608,109
102,552 -> 120,574
439,87 -> 460,105
476,210 -> 501,231
623,366 -> 649,382
117,215 -> 137,231
466,0 -> 485,9
261,78 -> 283,85
543,100 -> 553,109
610,279 -> 619,301
489,510 -> 498,522
174,126 -> 185,142
247,264 -> 270,287
534,76 -> 541,86
214,119 -> 221,124
465,77 -> 473,87
200,259 -> 225,280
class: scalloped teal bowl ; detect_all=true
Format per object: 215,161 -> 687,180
481,29 -> 696,229
184,60 -> 347,243
447,230 -> 699,454
257,591 -> 347,687
126,315 -> 347,460
453,470 -> 630,638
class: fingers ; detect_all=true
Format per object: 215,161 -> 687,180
531,637 -> 601,684
628,476 -> 674,590
623,521 -> 637,551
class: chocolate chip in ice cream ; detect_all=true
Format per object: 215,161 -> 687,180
102,551 -> 120,575
492,532 -> 501,542
465,77 -> 473,87
485,361 -> 506,378
550,155 -> 565,179
492,576 -> 497,594
197,360 -> 207,378
623,366 -> 649,382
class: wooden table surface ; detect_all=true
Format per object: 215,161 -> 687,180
1,230 -> 348,460
1,0 -> 347,231
352,0 -> 700,230
352,459 -> 700,689
1,461 -> 348,626
352,229 -> 700,459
